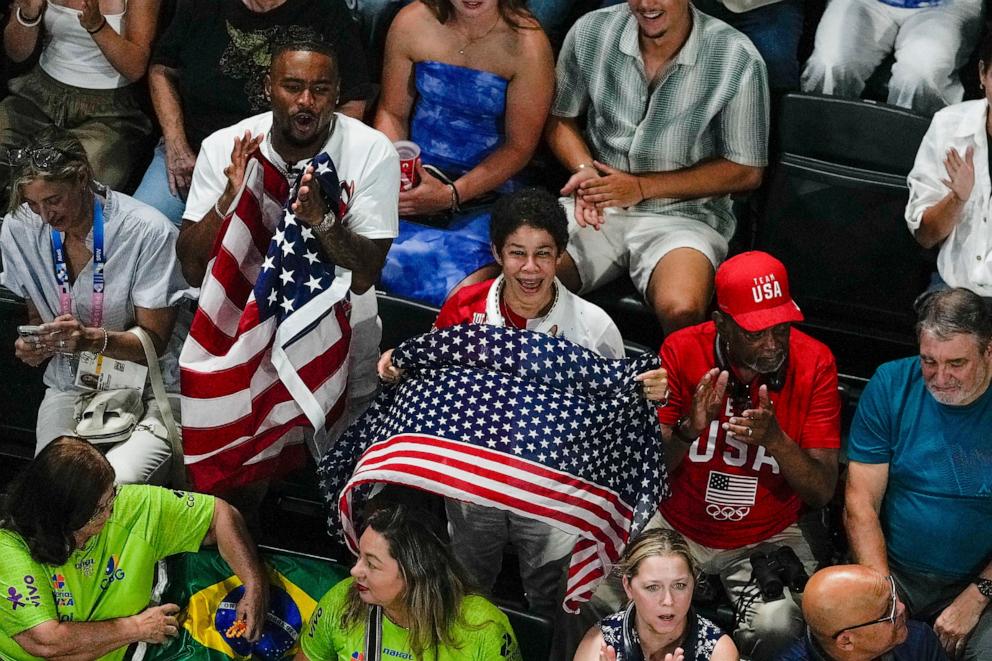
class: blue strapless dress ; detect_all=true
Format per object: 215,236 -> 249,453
379,61 -> 524,307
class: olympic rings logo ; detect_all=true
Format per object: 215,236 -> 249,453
705,504 -> 750,521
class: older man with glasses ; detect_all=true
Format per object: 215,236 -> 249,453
780,565 -> 946,661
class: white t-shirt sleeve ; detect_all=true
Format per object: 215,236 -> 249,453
344,137 -> 399,240
183,133 -> 233,224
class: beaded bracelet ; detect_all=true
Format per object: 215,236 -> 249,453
98,327 -> 109,355
15,6 -> 42,27
214,199 -> 227,218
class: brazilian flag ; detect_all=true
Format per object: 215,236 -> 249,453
143,548 -> 349,660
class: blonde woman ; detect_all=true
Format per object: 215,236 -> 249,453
574,529 -> 739,661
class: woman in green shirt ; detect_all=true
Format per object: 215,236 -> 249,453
0,436 -> 268,661
297,502 -> 522,661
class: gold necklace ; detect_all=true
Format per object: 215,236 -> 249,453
456,15 -> 500,55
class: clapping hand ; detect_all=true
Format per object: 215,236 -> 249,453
943,145 -> 975,203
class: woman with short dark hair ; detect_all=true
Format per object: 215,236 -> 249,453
377,187 -> 669,621
296,502 -> 521,660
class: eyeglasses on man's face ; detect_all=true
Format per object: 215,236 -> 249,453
0,145 -> 72,169
831,575 -> 899,638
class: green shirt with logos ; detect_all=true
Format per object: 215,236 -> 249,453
300,577 -> 522,661
0,485 -> 215,661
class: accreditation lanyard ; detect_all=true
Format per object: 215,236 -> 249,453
50,198 -> 105,327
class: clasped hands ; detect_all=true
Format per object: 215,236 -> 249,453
683,368 -> 785,450
560,161 -> 645,230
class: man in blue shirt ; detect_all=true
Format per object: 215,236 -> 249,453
846,288 -> 992,660
781,565 -> 945,661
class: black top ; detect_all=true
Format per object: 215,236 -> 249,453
153,0 -> 373,148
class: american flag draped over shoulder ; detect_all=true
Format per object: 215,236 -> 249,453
180,151 -> 353,493
317,323 -> 670,613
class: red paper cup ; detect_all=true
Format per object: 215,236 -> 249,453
394,140 -> 421,191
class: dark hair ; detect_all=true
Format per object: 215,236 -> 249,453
0,437 -> 114,565
8,126 -> 93,214
269,36 -> 339,83
978,25 -> 992,72
420,0 -> 534,29
490,187 -> 569,254
341,502 -> 474,657
915,287 -> 992,348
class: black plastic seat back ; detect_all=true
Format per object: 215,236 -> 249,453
377,292 -> 440,350
776,93 -> 932,174
756,95 -> 935,339
497,603 -> 553,661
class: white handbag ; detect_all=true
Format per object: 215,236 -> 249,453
74,387 -> 144,444
73,328 -> 186,487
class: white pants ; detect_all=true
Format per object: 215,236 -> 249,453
801,0 -> 984,115
36,388 -> 174,486
551,510 -> 817,661
561,197 -> 729,297
446,499 -> 576,618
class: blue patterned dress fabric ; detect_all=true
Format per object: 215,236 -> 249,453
379,61 -> 524,307
600,604 -> 724,661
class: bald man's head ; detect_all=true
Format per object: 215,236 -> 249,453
803,566 -> 908,659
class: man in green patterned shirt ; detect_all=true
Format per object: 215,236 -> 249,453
546,0 -> 769,336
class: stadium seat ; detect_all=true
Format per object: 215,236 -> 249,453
496,601 -> 554,661
754,94 -> 935,377
377,291 -> 440,350
0,286 -> 44,460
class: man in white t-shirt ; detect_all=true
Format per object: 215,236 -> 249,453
177,38 -> 399,460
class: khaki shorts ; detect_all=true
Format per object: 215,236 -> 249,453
561,197 -> 729,296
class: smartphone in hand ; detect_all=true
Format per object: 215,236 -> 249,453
17,325 -> 45,337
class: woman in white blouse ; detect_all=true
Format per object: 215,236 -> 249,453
0,127 -> 188,484
906,32 -> 992,297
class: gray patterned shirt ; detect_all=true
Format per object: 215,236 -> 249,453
552,4 -> 769,238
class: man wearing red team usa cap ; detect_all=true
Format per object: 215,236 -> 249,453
655,251 -> 841,660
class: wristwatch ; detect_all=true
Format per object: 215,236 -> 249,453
313,211 -> 337,234
975,578 -> 992,600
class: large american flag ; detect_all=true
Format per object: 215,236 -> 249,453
179,151 -> 353,493
317,323 -> 669,612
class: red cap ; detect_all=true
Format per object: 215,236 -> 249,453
715,251 -> 803,332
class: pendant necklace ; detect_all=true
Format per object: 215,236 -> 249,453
457,15 -> 500,55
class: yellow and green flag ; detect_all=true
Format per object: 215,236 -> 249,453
143,548 -> 349,661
